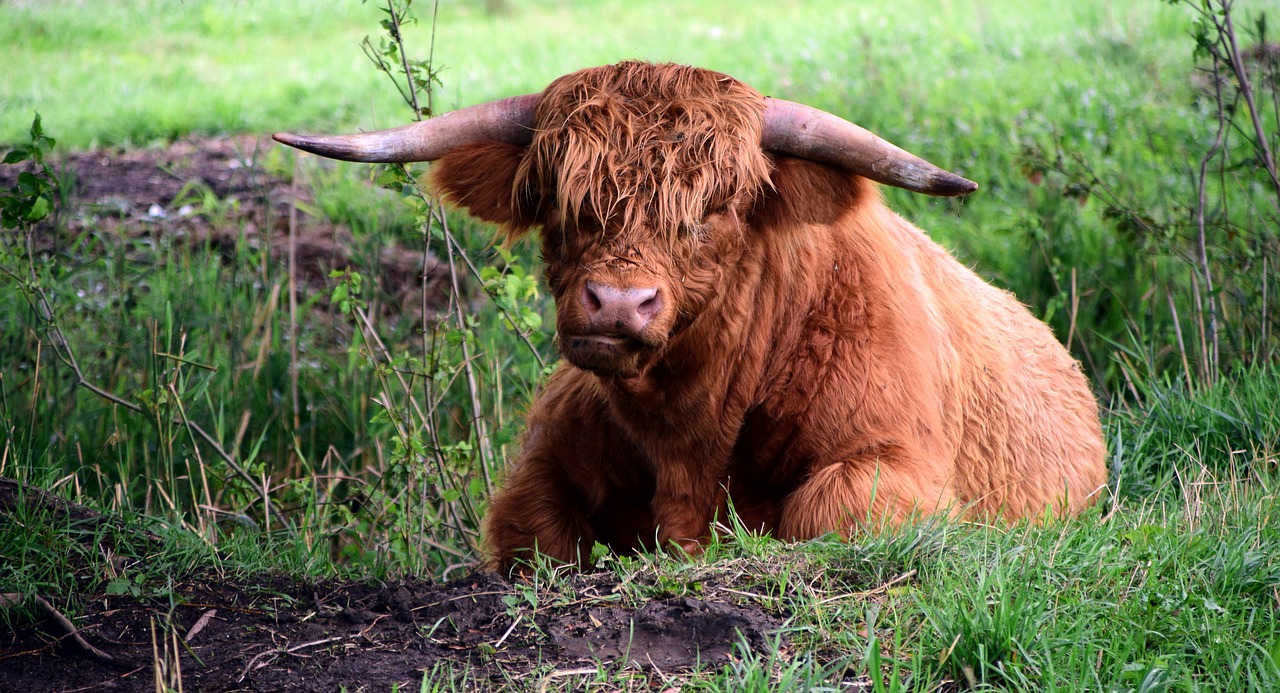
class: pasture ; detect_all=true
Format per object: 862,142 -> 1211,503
2,0 -> 1278,690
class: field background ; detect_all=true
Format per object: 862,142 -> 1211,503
2,0 -> 1279,690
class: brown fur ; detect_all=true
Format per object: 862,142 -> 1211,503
429,63 -> 1107,572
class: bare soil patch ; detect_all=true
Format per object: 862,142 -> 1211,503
0,478 -> 780,691
0,570 -> 778,692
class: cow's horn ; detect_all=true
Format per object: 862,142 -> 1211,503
272,94 -> 539,163
762,98 -> 978,197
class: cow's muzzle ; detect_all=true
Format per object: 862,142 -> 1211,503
581,281 -> 663,340
557,279 -> 670,376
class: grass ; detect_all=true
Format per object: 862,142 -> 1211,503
2,0 -> 1280,689
0,1 -> 1194,145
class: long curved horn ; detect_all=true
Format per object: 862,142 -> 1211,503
762,98 -> 977,197
272,94 -> 539,163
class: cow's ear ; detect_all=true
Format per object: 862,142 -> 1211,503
750,155 -> 871,230
429,141 -> 538,240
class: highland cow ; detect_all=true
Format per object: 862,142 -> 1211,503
275,61 -> 1107,572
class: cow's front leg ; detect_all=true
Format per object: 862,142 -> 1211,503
483,459 -> 595,573
777,455 -> 956,540
650,461 -> 726,556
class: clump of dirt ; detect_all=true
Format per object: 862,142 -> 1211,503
0,570 -> 779,692
0,135 -> 450,317
550,596 -> 772,669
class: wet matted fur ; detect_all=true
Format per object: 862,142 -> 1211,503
515,61 -> 772,242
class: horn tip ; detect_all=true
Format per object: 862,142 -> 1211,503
272,132 -> 316,152
950,177 -> 979,197
270,132 -> 370,162
929,172 -> 978,197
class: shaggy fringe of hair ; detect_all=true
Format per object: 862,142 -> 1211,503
516,61 -> 772,242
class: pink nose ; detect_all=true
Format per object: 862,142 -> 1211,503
582,281 -> 662,337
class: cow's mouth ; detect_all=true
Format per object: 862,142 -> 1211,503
559,331 -> 654,375
578,334 -> 628,347
563,332 -> 640,354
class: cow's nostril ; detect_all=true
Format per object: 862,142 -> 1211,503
636,292 -> 662,320
583,284 -> 603,313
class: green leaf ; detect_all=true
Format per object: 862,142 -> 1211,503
25,196 -> 50,221
34,136 -> 54,157
3,147 -> 30,165
106,578 -> 135,596
17,171 -> 43,195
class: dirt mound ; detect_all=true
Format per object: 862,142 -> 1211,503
551,596 -> 773,669
0,570 -> 778,692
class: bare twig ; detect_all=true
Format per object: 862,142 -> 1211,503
491,612 -> 522,649
169,387 -> 286,530
438,211 -> 496,494
1194,51 -> 1227,378
385,0 -> 423,119
33,595 -> 122,667
289,154 -> 301,444
817,570 -> 918,604
352,305 -> 475,543
1167,290 -> 1194,392
431,203 -> 548,370
1219,2 -> 1280,199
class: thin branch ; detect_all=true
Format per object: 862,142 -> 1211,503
33,595 -> 123,667
289,153 -> 301,444
1219,1 -> 1280,199
1195,51 -> 1227,378
430,205 -> 548,370
438,211 -> 496,495
427,0 -> 440,117
386,0 -> 423,120
169,384 -> 287,532
352,306 -> 474,543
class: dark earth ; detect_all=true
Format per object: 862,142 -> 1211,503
0,142 -> 784,691
2,569 -> 778,692
0,468 -> 779,691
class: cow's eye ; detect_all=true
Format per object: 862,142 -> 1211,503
541,228 -> 567,260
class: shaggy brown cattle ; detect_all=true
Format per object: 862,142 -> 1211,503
276,61 -> 1107,572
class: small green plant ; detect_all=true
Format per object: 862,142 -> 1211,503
0,113 -> 57,229
310,0 -> 552,571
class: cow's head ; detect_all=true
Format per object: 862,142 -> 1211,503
275,62 -> 975,378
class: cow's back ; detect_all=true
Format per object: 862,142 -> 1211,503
894,217 -> 1108,517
